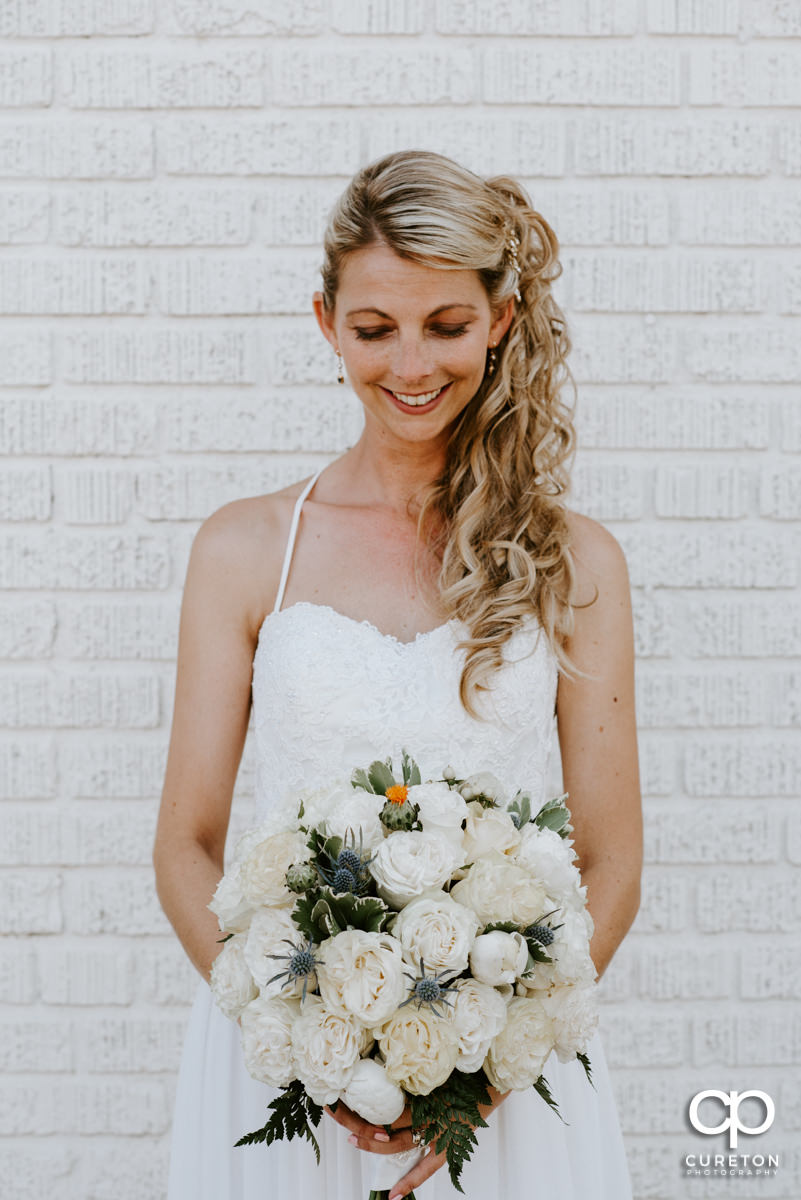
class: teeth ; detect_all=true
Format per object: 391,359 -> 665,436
390,385 -> 445,407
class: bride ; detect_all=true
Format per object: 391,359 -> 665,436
153,149 -> 642,1199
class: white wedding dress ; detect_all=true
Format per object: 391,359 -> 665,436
166,466 -> 633,1199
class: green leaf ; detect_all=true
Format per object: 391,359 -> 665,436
367,758 -> 397,795
351,766 -> 373,792
533,793 -> 573,837
235,1079 -> 324,1163
401,748 -> 422,786
482,920 -> 520,935
291,890 -> 323,942
409,1069 -> 492,1193
310,893 -> 344,938
532,1072 -> 565,1123
216,932 -> 235,943
522,939 -> 553,966
304,888 -> 391,941
507,790 -> 532,829
577,1051 -> 595,1089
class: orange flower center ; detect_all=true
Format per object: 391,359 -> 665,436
385,784 -> 408,806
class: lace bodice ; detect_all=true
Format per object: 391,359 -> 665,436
250,468 -> 560,814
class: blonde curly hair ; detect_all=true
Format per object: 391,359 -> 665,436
319,149 -> 597,719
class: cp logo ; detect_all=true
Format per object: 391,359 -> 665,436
689,1090 -> 775,1149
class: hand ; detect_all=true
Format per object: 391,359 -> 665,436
323,1099 -> 410,1155
384,1085 -> 510,1200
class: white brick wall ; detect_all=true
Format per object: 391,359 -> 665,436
0,3 -> 798,1198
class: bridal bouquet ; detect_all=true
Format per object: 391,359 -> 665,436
208,751 -> 598,1199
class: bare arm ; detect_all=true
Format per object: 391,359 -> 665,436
153,501 -> 271,984
556,514 -> 643,980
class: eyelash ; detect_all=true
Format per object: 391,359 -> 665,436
354,325 -> 469,342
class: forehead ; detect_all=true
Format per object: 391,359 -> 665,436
336,242 -> 488,313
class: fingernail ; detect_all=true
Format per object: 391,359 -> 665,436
348,1134 -> 357,1145
374,1131 -> 390,1141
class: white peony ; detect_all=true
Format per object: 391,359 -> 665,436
341,1058 -> 405,1125
291,996 -> 372,1106
522,908 -> 597,993
209,933 -> 258,1019
469,930 -> 529,987
323,788 -> 386,853
450,854 -> 547,927
459,771 -> 509,805
208,862 -> 255,934
239,993 -> 299,1086
450,978 -> 508,1073
514,825 -> 585,910
460,802 -> 521,868
484,996 -> 556,1091
376,1005 -> 459,1096
409,781 -> 468,853
233,809 -> 300,862
540,984 -> 599,1063
316,930 -> 406,1027
294,781 -> 353,830
369,831 -> 459,909
240,829 -> 311,908
391,894 -> 479,975
243,906 -> 308,995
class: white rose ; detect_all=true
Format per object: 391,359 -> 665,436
369,831 -> 459,909
469,930 -> 529,987
291,996 -> 372,1106
409,781 -> 468,853
341,1058 -> 405,1125
376,1006 -> 459,1096
209,933 -> 258,1019
461,802 -> 521,867
450,854 -> 547,927
244,906 -> 309,995
450,978 -> 508,1073
317,930 -> 406,1027
514,826 -> 584,910
524,908 -> 597,992
323,788 -> 386,853
391,894 -> 479,974
208,862 -> 254,934
239,993 -> 299,1086
484,996 -> 556,1091
540,984 -> 599,1063
240,829 -> 311,908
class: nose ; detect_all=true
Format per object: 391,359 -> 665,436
390,333 -> 436,387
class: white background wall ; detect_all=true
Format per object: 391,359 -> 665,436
0,2 -> 799,1198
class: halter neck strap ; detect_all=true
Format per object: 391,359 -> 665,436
272,465 -> 326,614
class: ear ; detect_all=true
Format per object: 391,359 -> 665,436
313,291 -> 338,350
489,296 -> 516,346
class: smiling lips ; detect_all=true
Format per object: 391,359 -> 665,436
383,383 -> 450,409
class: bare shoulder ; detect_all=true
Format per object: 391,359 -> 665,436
560,508 -> 633,668
189,478 -> 312,638
563,508 -> 631,607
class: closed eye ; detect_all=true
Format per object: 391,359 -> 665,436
354,324 -> 470,341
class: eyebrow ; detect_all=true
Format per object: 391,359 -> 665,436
345,304 -> 479,319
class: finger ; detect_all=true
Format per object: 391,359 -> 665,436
346,1127 -> 414,1153
324,1104 -> 395,1147
388,1148 -> 447,1200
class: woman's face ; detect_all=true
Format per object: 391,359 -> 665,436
313,242 -> 514,446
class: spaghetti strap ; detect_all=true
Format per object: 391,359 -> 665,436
272,465 -> 326,614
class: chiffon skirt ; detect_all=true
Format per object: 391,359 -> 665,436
167,979 -> 633,1199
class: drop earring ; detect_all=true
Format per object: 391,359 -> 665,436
335,350 -> 345,385
487,345 -> 497,376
